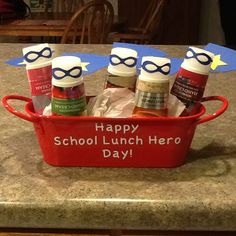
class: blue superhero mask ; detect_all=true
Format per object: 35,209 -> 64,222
24,47 -> 52,63
109,54 -> 137,67
52,66 -> 82,80
185,48 -> 212,65
142,61 -> 171,75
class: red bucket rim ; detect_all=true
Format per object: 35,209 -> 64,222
25,101 -> 206,122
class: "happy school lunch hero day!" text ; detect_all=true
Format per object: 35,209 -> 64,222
53,123 -> 182,160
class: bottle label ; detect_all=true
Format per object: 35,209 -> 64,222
170,68 -> 208,103
52,83 -> 86,116
27,65 -> 52,96
52,97 -> 87,116
136,79 -> 169,93
135,90 -> 168,109
171,75 -> 205,103
106,73 -> 136,90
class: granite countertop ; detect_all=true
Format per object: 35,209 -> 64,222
0,44 -> 235,231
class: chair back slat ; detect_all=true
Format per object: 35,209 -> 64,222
143,0 -> 167,34
61,0 -> 114,44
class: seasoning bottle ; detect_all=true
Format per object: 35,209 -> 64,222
22,43 -> 53,114
132,56 -> 171,117
105,47 -> 138,91
171,46 -> 214,106
51,56 -> 87,116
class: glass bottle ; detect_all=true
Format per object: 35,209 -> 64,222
23,43 -> 53,114
51,56 -> 87,116
133,56 -> 171,117
171,46 -> 214,105
105,47 -> 138,92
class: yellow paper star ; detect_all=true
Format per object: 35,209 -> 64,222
81,62 -> 90,71
211,54 -> 227,70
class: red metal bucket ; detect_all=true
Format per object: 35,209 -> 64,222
2,95 -> 228,168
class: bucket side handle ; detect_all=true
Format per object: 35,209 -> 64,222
2,95 -> 37,123
197,96 -> 228,125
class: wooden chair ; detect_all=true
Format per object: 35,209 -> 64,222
112,0 -> 167,44
60,0 -> 114,44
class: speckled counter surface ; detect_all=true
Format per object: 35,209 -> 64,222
0,44 -> 235,231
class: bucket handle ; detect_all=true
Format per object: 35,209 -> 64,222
197,96 -> 228,125
2,95 -> 228,124
2,95 -> 37,123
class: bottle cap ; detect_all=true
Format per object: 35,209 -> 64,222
107,47 -> 138,76
52,56 -> 83,88
139,56 -> 171,82
181,46 -> 215,75
22,43 -> 53,68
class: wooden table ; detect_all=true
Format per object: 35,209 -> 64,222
0,12 -> 125,37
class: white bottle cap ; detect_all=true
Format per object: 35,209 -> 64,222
22,43 -> 52,68
139,56 -> 171,82
181,46 -> 215,75
52,56 -> 83,88
107,47 -> 138,76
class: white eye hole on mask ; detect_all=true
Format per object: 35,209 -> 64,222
145,63 -> 157,71
125,58 -> 135,65
111,57 -> 120,64
186,50 -> 194,58
162,65 -> 170,73
42,49 -> 50,57
54,70 -> 65,78
27,52 -> 38,60
70,68 -> 81,77
197,55 -> 209,63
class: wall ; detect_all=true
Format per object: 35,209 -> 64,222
198,0 -> 225,45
